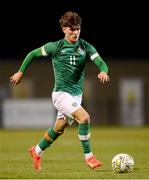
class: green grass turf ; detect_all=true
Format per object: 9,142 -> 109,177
0,126 -> 149,179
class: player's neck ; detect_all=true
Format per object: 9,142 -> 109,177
64,37 -> 78,45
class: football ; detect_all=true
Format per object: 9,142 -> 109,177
112,153 -> 134,173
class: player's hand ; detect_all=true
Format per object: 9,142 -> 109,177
97,72 -> 110,83
10,71 -> 23,85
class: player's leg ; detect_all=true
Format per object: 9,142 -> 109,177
29,117 -> 68,171
72,107 -> 102,169
51,92 -> 101,168
37,118 -> 68,153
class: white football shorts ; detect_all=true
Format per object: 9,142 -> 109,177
52,92 -> 82,125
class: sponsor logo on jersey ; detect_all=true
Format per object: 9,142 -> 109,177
60,49 -> 67,54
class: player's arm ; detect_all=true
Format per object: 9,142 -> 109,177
10,48 -> 42,86
84,39 -> 110,84
93,55 -> 110,83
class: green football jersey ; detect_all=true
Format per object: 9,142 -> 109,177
41,38 -> 107,96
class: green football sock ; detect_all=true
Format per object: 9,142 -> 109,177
78,123 -> 91,154
39,127 -> 61,150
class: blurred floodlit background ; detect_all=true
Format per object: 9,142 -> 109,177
1,58 -> 149,128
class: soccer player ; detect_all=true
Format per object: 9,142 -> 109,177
10,11 -> 110,171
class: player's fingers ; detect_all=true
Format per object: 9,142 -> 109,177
101,76 -> 109,83
10,78 -> 14,83
101,77 -> 105,83
98,75 -> 103,83
10,78 -> 17,85
105,76 -> 110,82
107,76 -> 110,81
11,80 -> 15,85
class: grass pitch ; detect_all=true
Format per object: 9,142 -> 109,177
0,126 -> 149,179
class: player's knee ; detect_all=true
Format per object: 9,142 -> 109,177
53,125 -> 66,134
53,118 -> 68,134
73,107 -> 90,123
80,113 -> 90,123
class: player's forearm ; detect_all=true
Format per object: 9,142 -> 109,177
19,48 -> 42,73
93,56 -> 108,73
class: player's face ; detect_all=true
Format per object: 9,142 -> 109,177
63,25 -> 81,44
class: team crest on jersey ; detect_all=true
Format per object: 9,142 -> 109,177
72,102 -> 78,107
77,46 -> 85,55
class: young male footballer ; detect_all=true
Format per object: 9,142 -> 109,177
10,11 -> 110,171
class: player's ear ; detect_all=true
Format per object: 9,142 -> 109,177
62,27 -> 67,33
62,27 -> 66,33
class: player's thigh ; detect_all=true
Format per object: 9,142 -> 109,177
52,92 -> 82,118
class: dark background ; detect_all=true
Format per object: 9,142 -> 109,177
0,0 -> 149,60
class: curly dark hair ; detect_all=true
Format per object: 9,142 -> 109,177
59,11 -> 82,28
